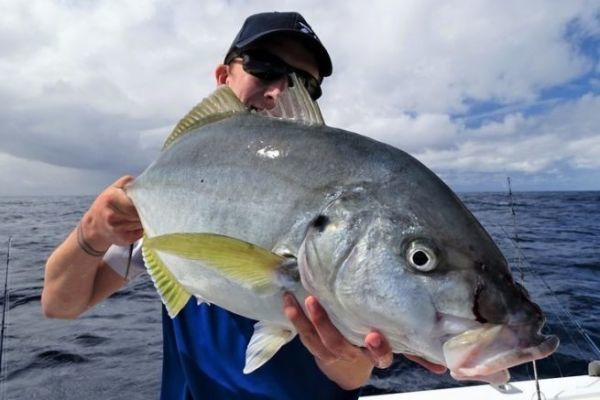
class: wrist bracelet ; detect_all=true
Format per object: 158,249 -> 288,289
76,223 -> 107,257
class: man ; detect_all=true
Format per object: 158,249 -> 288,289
42,12 -> 444,399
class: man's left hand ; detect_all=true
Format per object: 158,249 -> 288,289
282,293 -> 447,389
284,293 -> 394,368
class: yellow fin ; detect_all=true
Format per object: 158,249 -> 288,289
141,238 -> 191,318
162,86 -> 247,150
144,233 -> 285,294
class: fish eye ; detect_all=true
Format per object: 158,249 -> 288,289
406,241 -> 439,272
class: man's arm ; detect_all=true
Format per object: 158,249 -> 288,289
41,176 -> 143,319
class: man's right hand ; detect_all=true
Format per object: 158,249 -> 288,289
42,175 -> 142,319
80,175 -> 143,251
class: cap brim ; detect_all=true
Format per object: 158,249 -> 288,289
231,29 -> 332,77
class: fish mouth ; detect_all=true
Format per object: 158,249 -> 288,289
442,323 -> 559,384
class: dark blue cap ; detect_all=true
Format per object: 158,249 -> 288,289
224,12 -> 332,77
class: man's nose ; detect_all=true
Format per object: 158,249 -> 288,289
263,77 -> 289,108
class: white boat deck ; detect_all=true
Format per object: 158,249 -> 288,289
361,375 -> 600,400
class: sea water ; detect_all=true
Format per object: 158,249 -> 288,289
0,192 -> 598,398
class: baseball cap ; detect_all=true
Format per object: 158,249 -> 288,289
224,12 -> 332,77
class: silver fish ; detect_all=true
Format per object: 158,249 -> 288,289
127,76 -> 558,384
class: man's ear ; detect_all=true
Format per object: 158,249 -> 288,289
215,64 -> 229,85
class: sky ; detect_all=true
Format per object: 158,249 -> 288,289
0,0 -> 598,196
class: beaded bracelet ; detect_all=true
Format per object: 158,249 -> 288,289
76,223 -> 107,257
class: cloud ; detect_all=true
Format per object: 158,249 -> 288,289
0,0 -> 598,195
332,111 -> 461,153
0,152 -> 116,196
320,0 -> 597,114
414,94 -> 600,178
0,86 -> 164,173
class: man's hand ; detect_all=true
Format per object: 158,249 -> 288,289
404,354 -> 448,374
283,293 -> 390,389
283,293 -> 393,368
80,176 -> 142,251
283,293 -> 446,389
42,175 -> 141,319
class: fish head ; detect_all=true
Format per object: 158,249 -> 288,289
298,181 -> 558,383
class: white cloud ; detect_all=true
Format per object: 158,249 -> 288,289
331,111 -> 460,153
320,0 -> 596,114
567,136 -> 600,168
0,0 -> 598,195
418,134 -> 563,173
415,94 -> 600,177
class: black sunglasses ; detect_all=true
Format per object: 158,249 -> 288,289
229,50 -> 322,101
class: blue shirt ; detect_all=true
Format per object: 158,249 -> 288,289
160,300 -> 361,400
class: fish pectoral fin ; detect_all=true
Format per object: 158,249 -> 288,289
244,322 -> 296,374
194,295 -> 211,306
144,233 -> 287,295
141,240 -> 191,318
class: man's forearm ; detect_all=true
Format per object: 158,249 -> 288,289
42,227 -> 104,319
42,176 -> 142,319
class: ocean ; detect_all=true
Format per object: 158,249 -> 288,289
0,191 -> 598,399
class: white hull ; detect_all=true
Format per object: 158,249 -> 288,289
361,375 -> 600,400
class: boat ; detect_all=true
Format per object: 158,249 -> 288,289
361,364 -> 600,400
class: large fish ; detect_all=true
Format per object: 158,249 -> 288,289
126,76 -> 558,384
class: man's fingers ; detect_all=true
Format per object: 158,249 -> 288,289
404,354 -> 447,374
364,331 -> 393,369
108,200 -> 137,218
113,175 -> 135,189
305,296 -> 358,362
284,294 -> 445,374
112,221 -> 143,232
283,294 -> 337,363
102,178 -> 140,221
120,229 -> 144,244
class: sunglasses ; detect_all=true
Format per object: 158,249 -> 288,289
229,50 -> 322,101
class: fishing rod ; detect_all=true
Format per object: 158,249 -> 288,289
505,178 -> 542,400
506,177 -> 523,281
0,237 -> 12,397
502,179 -> 600,361
504,232 -> 600,360
504,178 -> 600,398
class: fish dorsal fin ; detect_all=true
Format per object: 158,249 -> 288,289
259,73 -> 325,126
162,86 -> 247,149
162,73 -> 324,149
